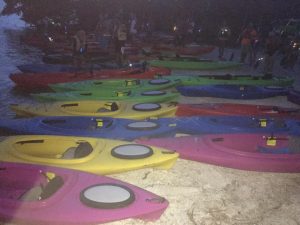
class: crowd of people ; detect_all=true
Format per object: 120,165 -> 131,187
70,12 -> 300,77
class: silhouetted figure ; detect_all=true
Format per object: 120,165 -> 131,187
115,23 -> 127,65
217,22 -> 231,60
239,23 -> 258,64
263,31 -> 280,79
280,36 -> 300,70
73,30 -> 87,70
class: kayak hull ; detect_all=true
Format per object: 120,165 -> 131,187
176,103 -> 300,119
0,162 -> 168,224
177,85 -> 289,99
50,78 -> 182,92
172,75 -> 294,87
137,133 -> 300,172
0,135 -> 178,175
10,67 -> 171,90
31,90 -> 180,103
10,101 -> 178,119
148,60 -> 241,70
0,116 -> 179,141
175,116 -> 300,135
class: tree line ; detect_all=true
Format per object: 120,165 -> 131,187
1,0 -> 300,39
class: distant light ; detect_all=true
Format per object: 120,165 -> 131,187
173,26 -> 177,31
293,43 -> 297,48
48,37 -> 53,42
129,63 -> 133,67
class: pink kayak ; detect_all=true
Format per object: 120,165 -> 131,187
137,134 -> 300,173
0,162 -> 168,225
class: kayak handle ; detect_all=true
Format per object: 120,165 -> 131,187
61,103 -> 79,107
146,197 -> 166,203
16,140 -> 45,145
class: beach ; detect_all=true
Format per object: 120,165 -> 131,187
107,53 -> 300,225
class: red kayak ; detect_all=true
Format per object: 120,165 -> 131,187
176,103 -> 300,119
10,67 -> 171,90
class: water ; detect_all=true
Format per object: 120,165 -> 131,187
0,3 -> 43,117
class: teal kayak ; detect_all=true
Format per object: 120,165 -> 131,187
31,90 -> 180,103
171,74 -> 294,87
148,59 -> 241,70
50,78 -> 182,92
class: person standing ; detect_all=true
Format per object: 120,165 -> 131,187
115,23 -> 127,65
239,23 -> 257,64
263,31 -> 280,79
217,22 -> 231,60
129,15 -> 138,42
73,30 -> 87,70
95,14 -> 113,49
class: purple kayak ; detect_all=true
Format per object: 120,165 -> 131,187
137,133 -> 300,172
0,162 -> 168,225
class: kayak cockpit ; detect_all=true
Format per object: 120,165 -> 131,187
0,167 -> 63,202
59,101 -> 121,116
19,175 -> 64,201
12,138 -> 97,162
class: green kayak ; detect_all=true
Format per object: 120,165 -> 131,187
148,59 -> 241,70
50,78 -> 182,92
31,90 -> 180,103
171,74 -> 294,87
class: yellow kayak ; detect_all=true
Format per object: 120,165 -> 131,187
0,135 -> 179,175
10,101 -> 177,119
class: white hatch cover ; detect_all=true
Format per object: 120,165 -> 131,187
80,184 -> 135,209
132,103 -> 161,111
111,144 -> 154,159
127,121 -> 159,130
141,90 -> 166,96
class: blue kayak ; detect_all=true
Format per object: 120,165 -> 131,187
288,89 -> 300,105
176,116 -> 300,135
177,85 -> 289,99
0,116 -> 179,141
0,116 -> 299,139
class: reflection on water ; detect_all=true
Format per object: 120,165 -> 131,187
0,11 -> 43,117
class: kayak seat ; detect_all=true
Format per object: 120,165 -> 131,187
19,176 -> 64,201
40,176 -> 64,200
97,102 -> 118,112
61,142 -> 93,159
19,186 -> 43,201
